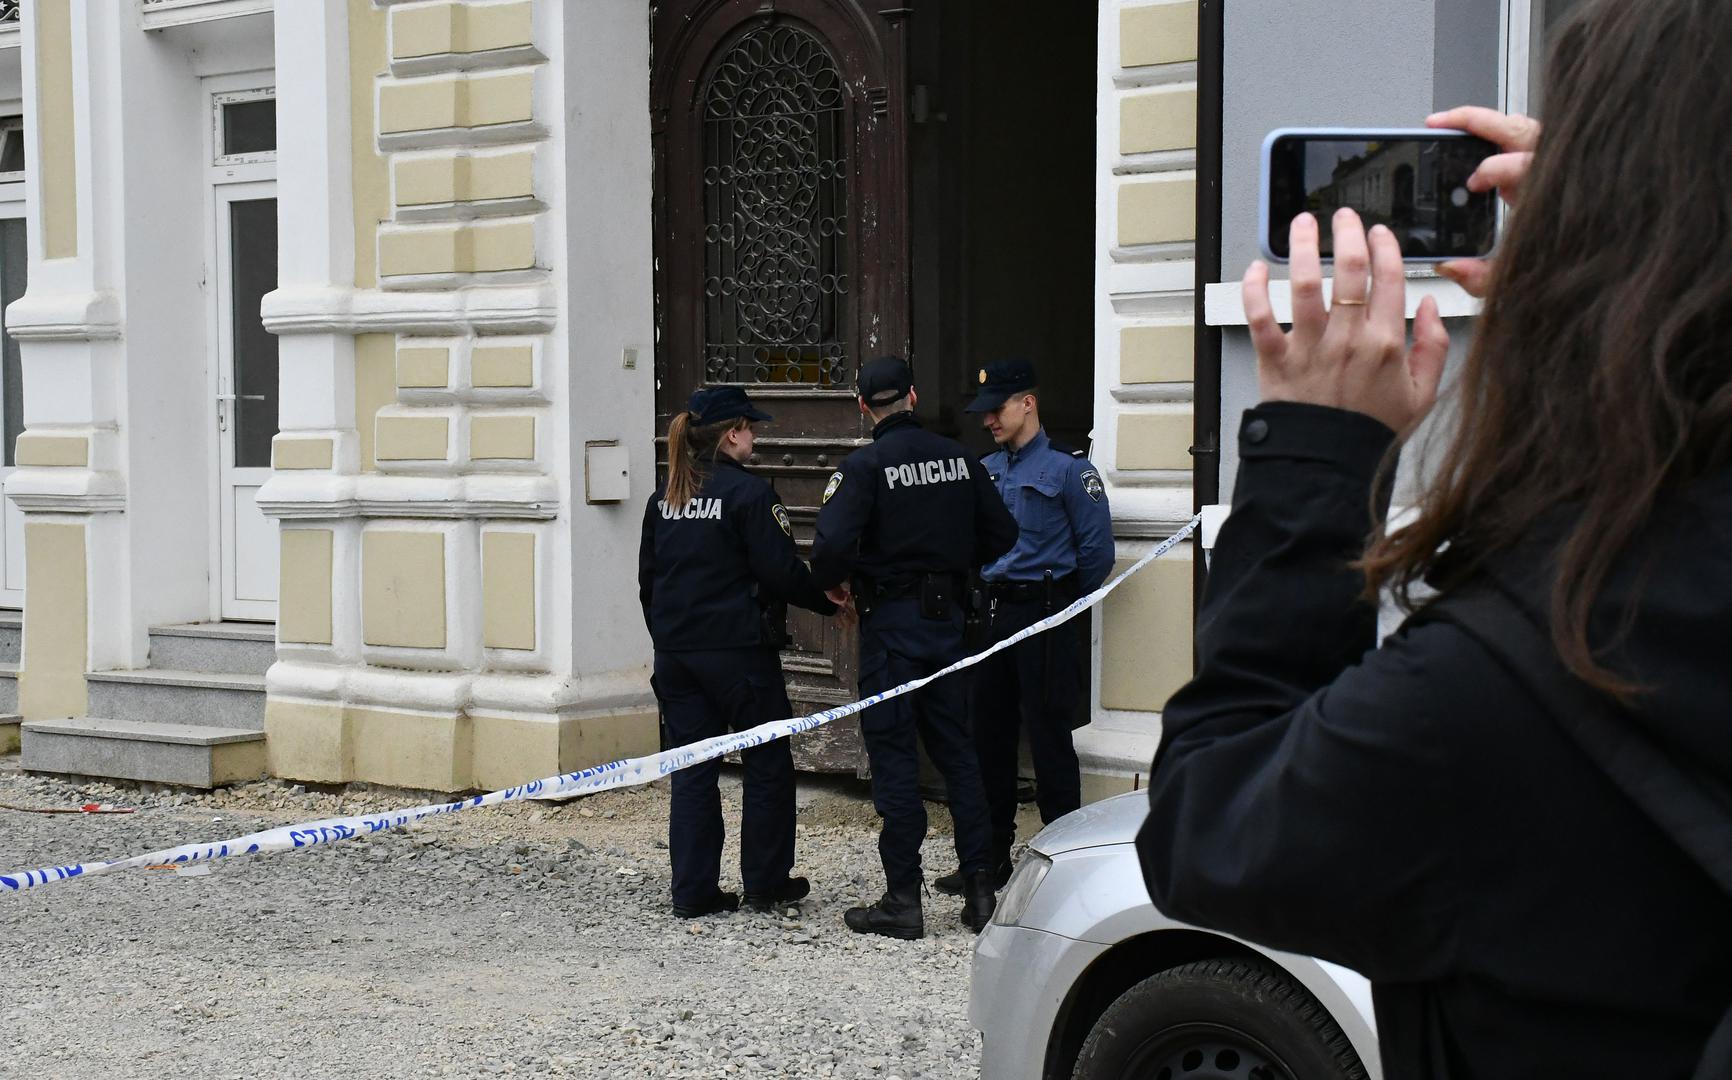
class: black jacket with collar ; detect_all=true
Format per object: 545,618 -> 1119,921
809,412 -> 1018,592
1137,401 -> 1732,1079
638,457 -> 835,652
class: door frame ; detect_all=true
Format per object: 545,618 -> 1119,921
0,156 -> 25,611
202,72 -> 277,623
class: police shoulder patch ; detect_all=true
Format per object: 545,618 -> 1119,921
772,503 -> 793,536
1080,469 -> 1105,503
823,471 -> 844,504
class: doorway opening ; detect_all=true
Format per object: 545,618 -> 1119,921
909,0 -> 1098,456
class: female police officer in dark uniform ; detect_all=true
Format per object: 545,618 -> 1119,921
638,386 -> 837,918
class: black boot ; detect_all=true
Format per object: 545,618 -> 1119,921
935,857 -> 1013,897
960,873 -> 998,933
844,886 -> 924,940
743,876 -> 811,913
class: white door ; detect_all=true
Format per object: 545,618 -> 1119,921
0,207 -> 28,610
213,184 -> 279,622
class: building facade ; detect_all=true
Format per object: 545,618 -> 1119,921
0,0 -> 1573,797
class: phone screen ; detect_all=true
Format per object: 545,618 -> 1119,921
1267,134 -> 1499,260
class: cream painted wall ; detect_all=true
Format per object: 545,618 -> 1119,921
19,522 -> 86,719
34,0 -> 76,260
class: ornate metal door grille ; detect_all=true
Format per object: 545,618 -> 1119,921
702,24 -> 851,387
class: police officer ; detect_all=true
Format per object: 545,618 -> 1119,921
936,358 -> 1116,897
639,386 -> 838,919
810,356 -> 1020,938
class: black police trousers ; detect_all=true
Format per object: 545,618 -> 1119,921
972,597 -> 1085,857
857,598 -> 993,891
652,647 -> 795,909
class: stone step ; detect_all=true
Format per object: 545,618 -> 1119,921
85,669 -> 266,731
0,610 -> 19,667
21,717 -> 266,789
147,622 -> 277,677
0,713 -> 18,755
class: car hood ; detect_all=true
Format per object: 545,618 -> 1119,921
1029,790 -> 1148,855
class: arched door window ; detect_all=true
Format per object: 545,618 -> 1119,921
701,24 -> 851,387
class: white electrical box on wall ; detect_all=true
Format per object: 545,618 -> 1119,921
585,441 -> 631,504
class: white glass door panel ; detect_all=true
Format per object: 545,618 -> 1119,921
213,186 -> 278,621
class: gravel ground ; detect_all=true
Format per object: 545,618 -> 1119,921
0,752 -> 1040,1079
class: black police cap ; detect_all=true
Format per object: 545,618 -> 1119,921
964,357 -> 1039,413
858,356 -> 914,408
686,385 -> 773,426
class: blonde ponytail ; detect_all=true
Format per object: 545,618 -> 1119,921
665,411 -> 699,508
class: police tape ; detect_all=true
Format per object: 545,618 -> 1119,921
2,515 -> 1201,894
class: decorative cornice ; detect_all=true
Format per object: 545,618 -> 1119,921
268,661 -> 656,717
4,290 -> 123,342
390,46 -> 546,81
256,472 -> 561,521
262,284 -> 557,337
140,0 -> 272,30
3,468 -> 127,514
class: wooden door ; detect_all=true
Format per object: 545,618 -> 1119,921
652,0 -> 912,772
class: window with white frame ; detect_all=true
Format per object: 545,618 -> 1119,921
0,117 -> 25,182
212,88 -> 276,166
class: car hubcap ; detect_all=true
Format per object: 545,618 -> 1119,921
1129,1023 -> 1295,1080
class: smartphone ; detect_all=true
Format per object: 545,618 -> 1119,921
1260,128 -> 1501,263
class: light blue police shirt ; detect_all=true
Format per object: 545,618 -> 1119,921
980,428 -> 1115,592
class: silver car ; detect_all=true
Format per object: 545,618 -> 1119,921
970,791 -> 1382,1080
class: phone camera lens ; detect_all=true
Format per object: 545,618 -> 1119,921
1451,186 -> 1471,208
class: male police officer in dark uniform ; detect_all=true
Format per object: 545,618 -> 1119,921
810,356 -> 1019,938
936,358 -> 1115,896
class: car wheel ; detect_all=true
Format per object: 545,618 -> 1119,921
1071,959 -> 1368,1080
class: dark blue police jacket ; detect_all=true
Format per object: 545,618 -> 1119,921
980,428 -> 1115,593
809,412 -> 1018,591
638,457 -> 833,652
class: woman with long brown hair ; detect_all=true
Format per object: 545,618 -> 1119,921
639,386 -> 835,918
1133,0 -> 1732,1076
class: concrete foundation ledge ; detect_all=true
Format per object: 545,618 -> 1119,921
1075,721 -> 1162,807
267,696 -> 660,795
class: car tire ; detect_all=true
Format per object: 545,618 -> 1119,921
1071,959 -> 1368,1080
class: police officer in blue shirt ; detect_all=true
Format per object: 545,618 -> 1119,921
810,356 -> 1020,938
936,358 -> 1116,896
639,386 -> 838,919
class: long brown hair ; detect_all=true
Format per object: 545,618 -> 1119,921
1361,0 -> 1732,696
664,412 -> 749,508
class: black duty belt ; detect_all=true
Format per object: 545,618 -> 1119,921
861,572 -> 960,601
983,576 -> 1076,604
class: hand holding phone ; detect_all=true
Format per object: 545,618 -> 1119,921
1260,128 -> 1501,264
1425,107 -> 1542,296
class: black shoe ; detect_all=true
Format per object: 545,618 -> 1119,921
961,872 -> 998,933
743,876 -> 810,913
843,886 -> 923,940
672,891 -> 739,919
935,859 -> 1012,897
